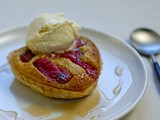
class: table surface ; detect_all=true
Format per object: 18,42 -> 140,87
1,0 -> 160,120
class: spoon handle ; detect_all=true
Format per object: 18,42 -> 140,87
151,55 -> 160,80
153,61 -> 160,80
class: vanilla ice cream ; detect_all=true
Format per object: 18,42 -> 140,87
26,13 -> 81,53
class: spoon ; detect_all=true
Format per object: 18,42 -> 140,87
130,28 -> 160,80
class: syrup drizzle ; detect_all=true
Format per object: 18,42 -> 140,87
0,109 -> 18,120
115,65 -> 123,76
0,63 -> 11,73
0,82 -> 122,120
23,89 -> 101,120
81,79 -> 123,120
113,65 -> 123,99
113,79 -> 122,97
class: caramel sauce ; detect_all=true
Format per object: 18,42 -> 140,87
115,65 -> 123,76
0,109 -> 18,119
23,80 -> 123,120
113,79 -> 122,97
0,63 -> 11,73
24,89 -> 100,120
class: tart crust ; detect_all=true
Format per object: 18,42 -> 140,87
8,36 -> 102,99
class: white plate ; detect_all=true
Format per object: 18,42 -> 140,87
0,27 -> 147,120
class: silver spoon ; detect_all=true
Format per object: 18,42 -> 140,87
130,28 -> 160,80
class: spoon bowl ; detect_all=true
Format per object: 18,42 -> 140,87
130,28 -> 160,80
130,28 -> 160,55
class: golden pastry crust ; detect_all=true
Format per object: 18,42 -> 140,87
8,36 -> 102,99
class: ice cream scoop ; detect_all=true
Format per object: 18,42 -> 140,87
26,13 -> 80,53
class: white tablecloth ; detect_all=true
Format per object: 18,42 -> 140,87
1,0 -> 160,119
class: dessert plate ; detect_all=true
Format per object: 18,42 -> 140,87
0,27 -> 147,120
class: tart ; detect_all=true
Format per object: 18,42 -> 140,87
8,36 -> 102,99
